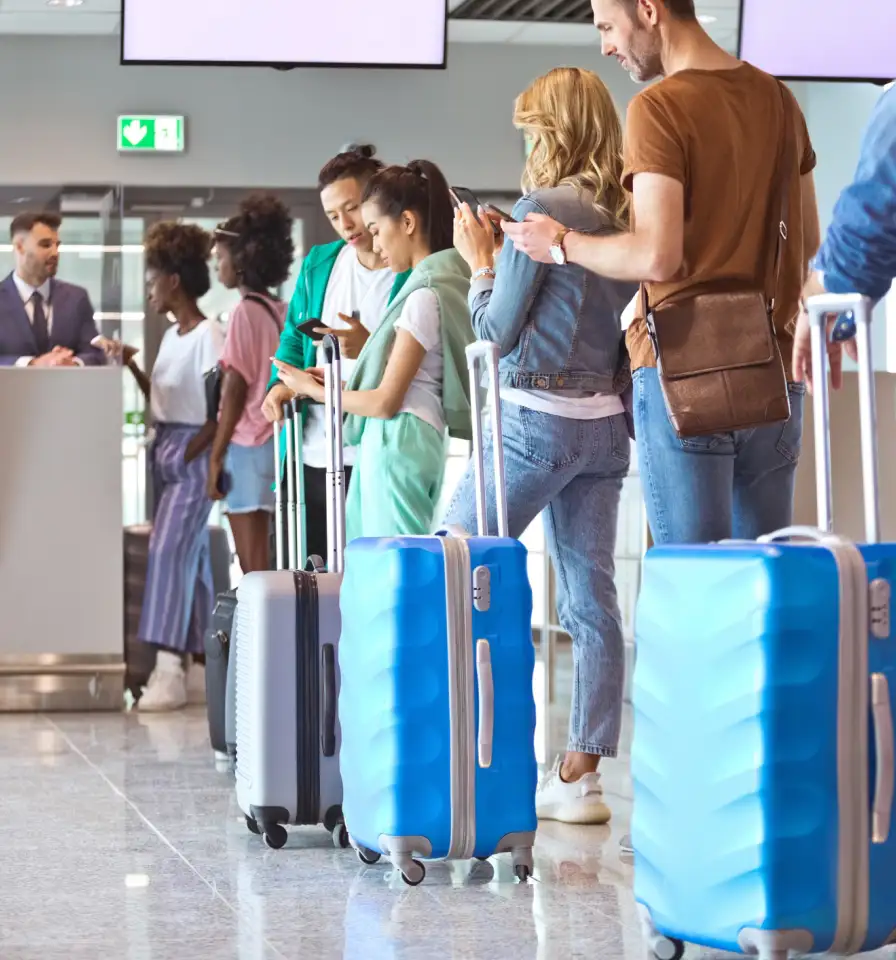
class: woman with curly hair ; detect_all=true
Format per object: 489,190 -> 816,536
209,194 -> 294,574
447,67 -> 636,824
102,221 -> 224,711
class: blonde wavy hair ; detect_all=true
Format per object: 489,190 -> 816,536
515,67 -> 629,227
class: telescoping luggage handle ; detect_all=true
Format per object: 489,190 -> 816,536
273,401 -> 308,572
465,341 -> 509,538
322,334 -> 347,575
807,292 -> 894,846
806,293 -> 879,543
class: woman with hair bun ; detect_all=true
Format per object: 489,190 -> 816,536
99,221 -> 224,711
263,144 -> 411,559
210,193 -> 294,575
274,158 -> 475,540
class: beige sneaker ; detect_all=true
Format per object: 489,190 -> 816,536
535,757 -> 611,825
186,661 -> 207,706
139,653 -> 188,712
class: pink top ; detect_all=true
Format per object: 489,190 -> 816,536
220,294 -> 286,447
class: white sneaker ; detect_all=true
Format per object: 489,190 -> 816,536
186,661 -> 207,706
536,757 -> 612,825
139,653 -> 188,712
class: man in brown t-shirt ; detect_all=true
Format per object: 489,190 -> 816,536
504,0 -> 820,545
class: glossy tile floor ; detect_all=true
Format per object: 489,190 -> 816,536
1,663 -> 893,960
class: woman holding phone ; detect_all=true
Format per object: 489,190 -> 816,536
273,160 -> 475,541
101,222 -> 224,711
446,67 -> 637,825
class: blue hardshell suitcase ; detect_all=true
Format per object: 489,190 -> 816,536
633,294 -> 896,960
338,341 -> 538,886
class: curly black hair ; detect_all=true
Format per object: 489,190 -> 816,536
144,221 -> 213,300
215,194 -> 295,292
317,144 -> 383,192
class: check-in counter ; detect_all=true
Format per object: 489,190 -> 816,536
0,368 -> 124,710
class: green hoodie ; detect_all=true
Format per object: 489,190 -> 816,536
343,248 -> 475,446
267,239 -> 409,394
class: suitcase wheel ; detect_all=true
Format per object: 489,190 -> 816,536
245,816 -> 261,836
262,823 -> 288,850
400,860 -> 425,887
652,938 -> 684,960
356,846 -> 381,866
331,823 -> 350,850
513,864 -> 531,883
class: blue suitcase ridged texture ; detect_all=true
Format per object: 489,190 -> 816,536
633,543 -> 847,953
339,535 -> 537,860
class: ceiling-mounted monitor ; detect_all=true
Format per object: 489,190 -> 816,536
121,0 -> 448,69
738,0 -> 894,83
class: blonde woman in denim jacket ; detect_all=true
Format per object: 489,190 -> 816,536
445,67 -> 637,825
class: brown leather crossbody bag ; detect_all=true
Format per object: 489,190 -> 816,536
643,82 -> 794,439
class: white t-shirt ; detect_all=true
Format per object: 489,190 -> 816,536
303,246 -> 394,468
394,287 -> 444,435
501,386 -> 623,420
151,319 -> 225,425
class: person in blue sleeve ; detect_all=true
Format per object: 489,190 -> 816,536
792,85 -> 896,391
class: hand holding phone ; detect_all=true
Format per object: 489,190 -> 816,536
297,318 -> 325,342
485,203 -> 517,224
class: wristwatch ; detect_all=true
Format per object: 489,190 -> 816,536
549,229 -> 571,265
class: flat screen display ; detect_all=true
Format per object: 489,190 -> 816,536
121,0 -> 447,69
739,0 -> 895,82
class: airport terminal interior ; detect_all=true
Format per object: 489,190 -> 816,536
1,0 -> 894,957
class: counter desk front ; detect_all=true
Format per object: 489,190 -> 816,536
0,368 -> 124,710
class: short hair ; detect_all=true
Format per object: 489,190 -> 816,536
618,0 -> 696,19
215,194 -> 295,291
10,211 -> 62,240
317,144 -> 383,192
144,221 -> 212,300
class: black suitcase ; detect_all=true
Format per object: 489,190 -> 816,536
204,588 -> 238,762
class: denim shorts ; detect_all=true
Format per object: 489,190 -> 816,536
225,438 -> 276,514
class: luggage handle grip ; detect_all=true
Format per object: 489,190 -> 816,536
872,673 -> 894,844
466,341 -> 509,538
476,639 -> 493,769
321,643 -> 337,759
806,293 -> 879,543
323,335 -> 347,574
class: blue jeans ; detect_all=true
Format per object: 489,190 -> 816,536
443,401 -> 630,758
634,367 -> 805,544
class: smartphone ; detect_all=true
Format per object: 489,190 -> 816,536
450,186 -> 503,238
485,203 -> 517,224
297,318 -> 325,341
217,469 -> 232,497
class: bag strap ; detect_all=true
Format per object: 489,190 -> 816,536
766,81 -> 796,315
638,78 -> 797,321
243,292 -> 284,333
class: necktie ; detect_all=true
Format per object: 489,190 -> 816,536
31,291 -> 49,356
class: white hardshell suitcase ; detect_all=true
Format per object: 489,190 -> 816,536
235,335 -> 347,850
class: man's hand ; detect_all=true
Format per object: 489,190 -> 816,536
313,312 -> 369,360
262,381 -> 295,423
792,272 -> 858,393
207,457 -> 226,501
29,347 -> 75,368
501,213 -> 565,264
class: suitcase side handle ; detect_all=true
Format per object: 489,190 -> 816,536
806,293 -> 879,543
321,643 -> 337,759
465,341 -> 509,538
872,672 -> 894,844
323,335 -> 347,574
476,639 -> 494,769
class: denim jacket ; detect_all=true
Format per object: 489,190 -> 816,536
469,185 -> 637,393
813,87 -> 896,302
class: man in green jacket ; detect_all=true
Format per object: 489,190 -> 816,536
262,145 -> 410,562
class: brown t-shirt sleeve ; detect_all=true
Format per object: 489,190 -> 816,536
797,106 -> 817,176
622,92 -> 687,192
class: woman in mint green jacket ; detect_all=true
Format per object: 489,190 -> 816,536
274,160 -> 475,541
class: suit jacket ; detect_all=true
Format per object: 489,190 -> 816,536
0,273 -> 105,367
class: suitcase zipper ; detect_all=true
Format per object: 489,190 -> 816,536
441,535 -> 476,861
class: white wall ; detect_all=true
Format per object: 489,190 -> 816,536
0,35 -> 636,190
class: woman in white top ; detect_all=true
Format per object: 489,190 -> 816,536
102,222 -> 224,711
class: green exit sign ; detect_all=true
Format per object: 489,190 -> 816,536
117,115 -> 185,153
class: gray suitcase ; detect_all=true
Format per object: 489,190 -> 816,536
235,335 -> 346,851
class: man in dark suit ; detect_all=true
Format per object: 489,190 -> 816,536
0,211 -> 104,367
